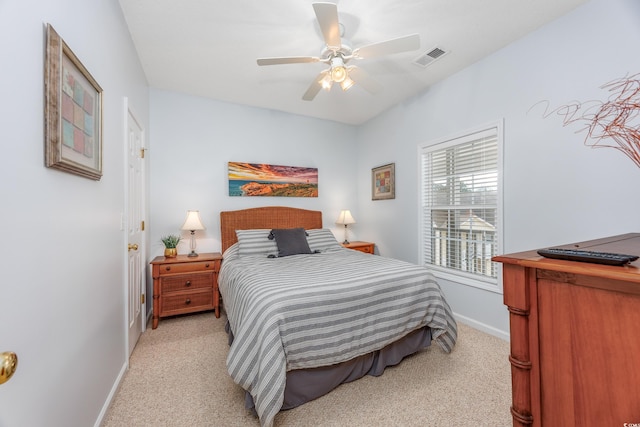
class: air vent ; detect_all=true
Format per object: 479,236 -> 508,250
413,47 -> 448,68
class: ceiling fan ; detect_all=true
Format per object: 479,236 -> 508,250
256,2 -> 420,101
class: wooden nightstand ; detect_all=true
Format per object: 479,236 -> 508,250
150,252 -> 222,329
342,241 -> 375,254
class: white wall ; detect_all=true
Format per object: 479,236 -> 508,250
147,90 -> 358,263
356,0 -> 640,337
0,1 -> 149,426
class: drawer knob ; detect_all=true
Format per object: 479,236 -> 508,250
185,280 -> 191,287
185,298 -> 191,305
165,266 -> 171,271
206,263 -> 210,268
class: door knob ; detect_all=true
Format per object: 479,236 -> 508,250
128,243 -> 139,251
0,351 -> 18,385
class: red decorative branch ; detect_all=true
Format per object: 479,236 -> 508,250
532,73 -> 640,168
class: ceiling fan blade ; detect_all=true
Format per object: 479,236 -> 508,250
257,56 -> 320,66
313,2 -> 341,49
348,66 -> 381,95
353,34 -> 420,59
302,71 -> 327,101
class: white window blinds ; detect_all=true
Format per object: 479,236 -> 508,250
421,127 -> 499,281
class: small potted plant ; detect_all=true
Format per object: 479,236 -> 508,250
161,234 -> 181,258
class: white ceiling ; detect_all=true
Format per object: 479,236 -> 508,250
118,0 -> 587,126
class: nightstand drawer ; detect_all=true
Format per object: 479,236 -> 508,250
161,273 -> 213,293
342,241 -> 375,254
161,291 -> 213,315
158,260 -> 217,275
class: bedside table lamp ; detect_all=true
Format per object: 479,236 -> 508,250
181,210 -> 205,257
336,210 -> 356,244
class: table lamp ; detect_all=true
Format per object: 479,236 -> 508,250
181,210 -> 205,257
335,210 -> 356,244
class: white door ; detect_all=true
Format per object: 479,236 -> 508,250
126,102 -> 145,356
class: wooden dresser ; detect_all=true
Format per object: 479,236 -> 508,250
493,233 -> 640,426
150,252 -> 222,329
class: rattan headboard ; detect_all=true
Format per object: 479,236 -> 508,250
220,206 -> 323,253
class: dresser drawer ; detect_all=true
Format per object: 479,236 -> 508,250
161,291 -> 213,315
158,260 -> 218,275
161,272 -> 213,293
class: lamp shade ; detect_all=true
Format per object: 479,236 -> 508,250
335,210 -> 356,225
330,57 -> 347,83
340,75 -> 354,91
181,210 -> 205,231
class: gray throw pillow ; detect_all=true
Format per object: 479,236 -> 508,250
269,228 -> 312,257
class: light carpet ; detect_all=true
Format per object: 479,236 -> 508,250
102,312 -> 512,426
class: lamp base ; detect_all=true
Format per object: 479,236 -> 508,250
342,224 -> 350,246
187,230 -> 199,257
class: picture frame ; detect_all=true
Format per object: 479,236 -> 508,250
45,24 -> 103,180
372,163 -> 395,200
228,162 -> 318,197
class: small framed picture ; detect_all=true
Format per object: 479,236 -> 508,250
45,24 -> 103,180
372,163 -> 395,200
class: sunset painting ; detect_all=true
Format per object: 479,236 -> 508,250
228,162 -> 318,197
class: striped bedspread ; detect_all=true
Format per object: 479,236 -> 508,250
219,246 -> 458,427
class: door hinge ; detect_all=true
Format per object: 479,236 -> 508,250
141,220 -> 145,231
141,294 -> 145,304
140,148 -> 146,159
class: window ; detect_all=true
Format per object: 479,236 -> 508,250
420,123 -> 502,290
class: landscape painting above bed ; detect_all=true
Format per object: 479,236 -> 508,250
228,162 -> 318,197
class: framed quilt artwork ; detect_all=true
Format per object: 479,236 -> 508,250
45,24 -> 103,180
372,163 -> 395,200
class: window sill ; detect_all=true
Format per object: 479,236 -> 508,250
428,266 -> 503,294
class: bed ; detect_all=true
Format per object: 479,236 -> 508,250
218,206 -> 457,427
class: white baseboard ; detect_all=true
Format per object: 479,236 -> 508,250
93,358 -> 128,427
95,310 -> 153,426
454,312 -> 510,342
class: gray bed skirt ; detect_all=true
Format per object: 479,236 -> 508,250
226,321 -> 432,412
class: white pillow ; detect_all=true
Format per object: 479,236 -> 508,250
235,229 -> 278,257
222,242 -> 239,260
306,228 -> 341,252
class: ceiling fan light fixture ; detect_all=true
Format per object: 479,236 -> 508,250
257,3 -> 420,102
340,76 -> 354,91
